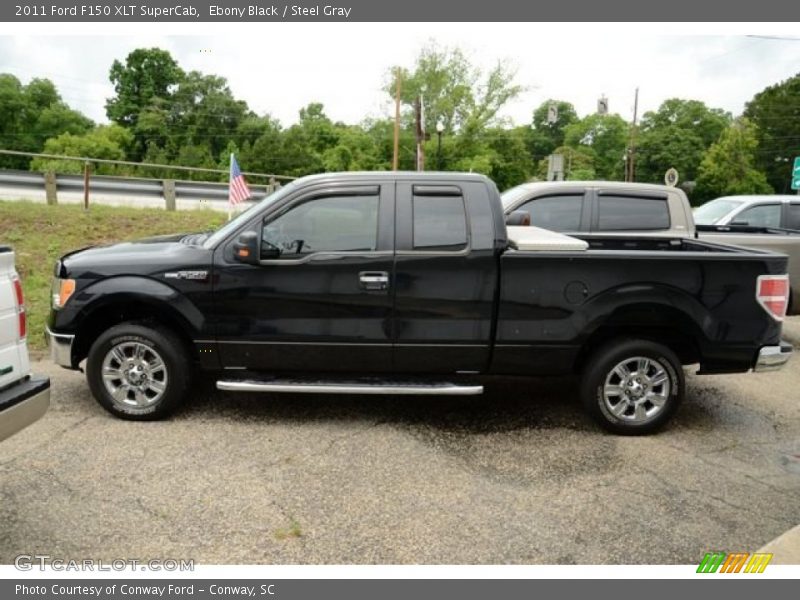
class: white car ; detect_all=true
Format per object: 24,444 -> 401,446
0,246 -> 49,442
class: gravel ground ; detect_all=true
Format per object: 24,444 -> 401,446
1,321 -> 799,565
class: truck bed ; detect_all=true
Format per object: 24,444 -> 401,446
495,237 -> 787,376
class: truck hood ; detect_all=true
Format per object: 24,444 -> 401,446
59,233 -> 213,278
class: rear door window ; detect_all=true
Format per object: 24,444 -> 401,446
733,204 -> 781,228
412,194 -> 468,252
516,195 -> 584,232
596,195 -> 670,231
788,204 -> 800,230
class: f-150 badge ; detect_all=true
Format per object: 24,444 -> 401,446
164,271 -> 208,280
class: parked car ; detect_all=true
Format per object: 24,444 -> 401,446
0,246 -> 49,442
694,195 -> 800,230
502,182 -> 800,314
47,172 -> 791,434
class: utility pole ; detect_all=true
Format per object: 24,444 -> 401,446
415,95 -> 425,171
392,68 -> 401,171
627,87 -> 639,182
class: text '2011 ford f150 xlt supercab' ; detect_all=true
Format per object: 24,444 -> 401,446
47,172 -> 792,434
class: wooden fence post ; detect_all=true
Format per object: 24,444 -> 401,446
83,162 -> 91,210
44,171 -> 58,205
163,179 -> 176,211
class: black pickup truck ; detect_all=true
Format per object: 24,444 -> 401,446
47,172 -> 792,434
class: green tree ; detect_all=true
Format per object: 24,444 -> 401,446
106,48 -> 184,160
694,118 -> 773,204
636,99 -> 731,184
388,43 -> 523,138
0,74 -> 93,168
744,72 -> 800,193
526,99 -> 579,163
106,48 -> 183,128
564,114 -> 629,180
31,125 -> 133,175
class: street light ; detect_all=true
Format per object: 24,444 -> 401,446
436,120 -> 445,170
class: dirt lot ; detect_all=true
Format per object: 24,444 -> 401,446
1,324 -> 799,564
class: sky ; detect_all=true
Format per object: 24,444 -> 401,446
1,24 -> 799,128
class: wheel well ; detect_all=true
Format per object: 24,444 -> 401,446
72,301 -> 196,366
574,305 -> 702,373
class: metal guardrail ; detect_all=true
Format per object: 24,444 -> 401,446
0,168 -> 282,208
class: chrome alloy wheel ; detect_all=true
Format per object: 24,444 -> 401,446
602,356 -> 670,423
101,341 -> 168,409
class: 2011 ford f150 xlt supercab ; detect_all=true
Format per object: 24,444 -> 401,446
1,246 -> 49,442
47,172 -> 792,434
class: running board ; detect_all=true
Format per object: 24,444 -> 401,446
216,378 -> 483,396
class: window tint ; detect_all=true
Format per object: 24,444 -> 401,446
734,204 -> 781,228
788,204 -> 800,231
413,195 -> 468,251
261,194 -> 379,258
693,198 -> 744,225
517,195 -> 583,232
597,195 -> 670,231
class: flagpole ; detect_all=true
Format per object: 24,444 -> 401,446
227,152 -> 233,221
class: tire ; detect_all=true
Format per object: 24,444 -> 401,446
86,322 -> 191,420
580,338 -> 684,435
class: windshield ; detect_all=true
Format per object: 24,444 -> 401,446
501,184 -> 535,210
203,182 -> 297,249
693,198 -> 744,225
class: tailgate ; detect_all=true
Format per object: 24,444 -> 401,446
0,249 -> 28,389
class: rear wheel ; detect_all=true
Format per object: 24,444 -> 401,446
580,338 -> 684,435
86,322 -> 191,420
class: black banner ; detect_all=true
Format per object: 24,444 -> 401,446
3,0 -> 800,22
3,579 -> 800,600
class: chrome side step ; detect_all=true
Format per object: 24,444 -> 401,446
216,379 -> 483,396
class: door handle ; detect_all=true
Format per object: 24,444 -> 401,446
359,271 -> 390,291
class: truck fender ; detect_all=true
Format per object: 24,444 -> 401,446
70,275 -> 206,338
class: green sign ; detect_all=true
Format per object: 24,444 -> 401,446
793,156 -> 800,190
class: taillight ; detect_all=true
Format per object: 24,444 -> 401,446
756,274 -> 789,321
12,276 -> 26,339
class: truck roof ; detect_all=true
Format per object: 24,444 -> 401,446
506,180 -> 680,195
291,171 -> 495,185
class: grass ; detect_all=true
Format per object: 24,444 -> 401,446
0,200 -> 227,351
274,519 -> 303,541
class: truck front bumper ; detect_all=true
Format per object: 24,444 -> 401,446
754,342 -> 793,372
46,326 -> 75,368
0,376 -> 50,442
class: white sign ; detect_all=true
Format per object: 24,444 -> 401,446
664,168 -> 679,187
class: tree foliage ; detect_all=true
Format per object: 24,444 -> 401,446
31,125 -> 133,175
0,74 -> 93,168
744,72 -> 800,193
0,45 -> 789,200
564,113 -> 629,180
636,99 -> 731,185
694,118 -> 773,203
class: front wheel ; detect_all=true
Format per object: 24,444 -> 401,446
580,338 -> 684,435
86,322 -> 191,420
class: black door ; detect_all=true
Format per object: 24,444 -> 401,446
392,181 -> 497,373
213,183 -> 395,373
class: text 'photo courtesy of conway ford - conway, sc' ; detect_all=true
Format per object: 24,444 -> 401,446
46,172 -> 792,435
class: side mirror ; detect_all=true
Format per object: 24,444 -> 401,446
506,211 -> 532,226
233,231 -> 260,265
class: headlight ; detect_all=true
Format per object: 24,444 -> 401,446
51,278 -> 76,309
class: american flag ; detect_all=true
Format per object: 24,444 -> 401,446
228,154 -> 251,206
